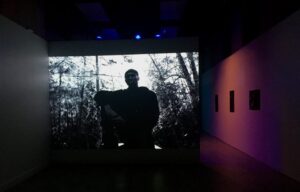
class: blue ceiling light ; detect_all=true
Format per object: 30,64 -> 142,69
155,34 -> 161,38
96,35 -> 102,40
135,34 -> 142,40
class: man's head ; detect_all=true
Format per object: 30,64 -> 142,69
125,69 -> 139,88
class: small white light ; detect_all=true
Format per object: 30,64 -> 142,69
135,34 -> 141,40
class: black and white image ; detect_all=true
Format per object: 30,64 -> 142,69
49,52 -> 199,149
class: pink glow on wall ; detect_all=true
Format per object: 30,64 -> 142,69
205,45 -> 281,170
202,10 -> 300,181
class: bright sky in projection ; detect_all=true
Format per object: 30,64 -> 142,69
98,54 -> 154,90
50,52 -> 198,91
50,54 -> 154,90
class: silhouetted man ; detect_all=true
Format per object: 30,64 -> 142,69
94,69 -> 159,149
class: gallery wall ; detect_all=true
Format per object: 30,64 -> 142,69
0,15 -> 50,191
48,37 -> 199,56
201,10 -> 300,181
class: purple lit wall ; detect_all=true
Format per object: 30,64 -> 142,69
201,10 -> 300,181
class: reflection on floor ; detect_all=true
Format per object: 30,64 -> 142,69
6,134 -> 300,192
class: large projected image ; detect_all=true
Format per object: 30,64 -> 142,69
49,52 -> 199,149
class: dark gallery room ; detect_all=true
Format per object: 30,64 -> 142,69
0,0 -> 300,191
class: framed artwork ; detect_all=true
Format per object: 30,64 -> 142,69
230,90 -> 234,112
249,89 -> 260,110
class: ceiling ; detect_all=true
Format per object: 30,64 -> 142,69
1,0 -> 298,42
44,0 -> 199,41
0,0 -> 299,69
42,0 -> 299,42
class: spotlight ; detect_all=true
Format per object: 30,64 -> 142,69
135,34 -> 142,40
155,34 -> 161,38
96,35 -> 102,40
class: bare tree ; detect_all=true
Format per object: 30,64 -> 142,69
95,56 -> 100,92
149,53 -> 200,148
187,52 -> 199,95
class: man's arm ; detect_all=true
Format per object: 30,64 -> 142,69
94,90 -> 126,124
94,91 -> 111,106
94,90 -> 124,106
147,91 -> 160,127
104,105 -> 125,123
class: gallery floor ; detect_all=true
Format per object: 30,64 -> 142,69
6,134 -> 300,192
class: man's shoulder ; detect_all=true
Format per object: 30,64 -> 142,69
138,87 -> 155,94
94,89 -> 125,99
138,87 -> 157,98
138,86 -> 149,91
